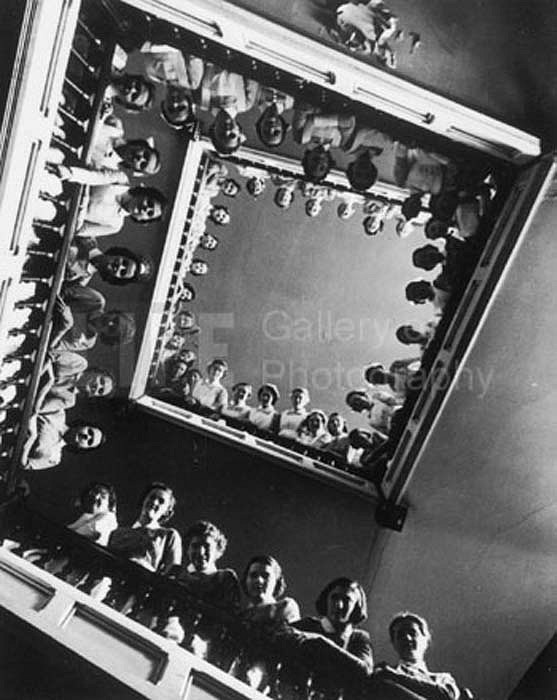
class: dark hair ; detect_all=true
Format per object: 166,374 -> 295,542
412,244 -> 444,271
209,118 -> 243,155
255,108 -> 289,148
315,577 -> 368,625
274,187 -> 294,208
241,554 -> 287,599
98,310 -> 136,346
345,390 -> 370,412
128,186 -> 167,224
177,348 -> 196,364
363,363 -> 385,383
185,368 -> 202,382
232,382 -> 253,398
363,214 -> 384,236
405,280 -> 434,304
429,192 -> 459,222
327,412 -> 348,434
302,146 -> 335,182
299,409 -> 327,435
348,428 -> 374,449
258,383 -> 280,405
389,611 -> 431,645
396,325 -> 426,345
210,205 -> 230,225
180,283 -> 196,302
365,367 -> 388,385
99,247 -> 153,286
346,156 -> 378,192
118,139 -> 161,175
160,93 -> 195,129
65,420 -> 106,453
246,177 -> 266,197
138,481 -> 176,524
183,520 -> 228,557
221,178 -> 240,196
200,234 -> 220,250
207,358 -> 228,375
424,218 -> 449,240
401,193 -> 422,220
112,74 -> 155,112
175,309 -> 195,324
81,367 -> 117,397
76,481 -> 117,513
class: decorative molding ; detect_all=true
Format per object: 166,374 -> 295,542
383,155 -> 557,503
127,0 -> 540,162
0,546 -> 266,700
136,395 -> 378,499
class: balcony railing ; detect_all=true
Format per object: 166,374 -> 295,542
1,495 -> 375,700
0,0 -> 119,488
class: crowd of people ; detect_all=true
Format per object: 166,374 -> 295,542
153,350 -> 419,481
0,11 -> 506,700
65,24 -> 490,217
7,9 -> 496,487
19,479 -> 470,699
17,53 -> 172,467
152,164 -> 492,481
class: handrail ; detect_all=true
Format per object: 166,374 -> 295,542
1,497 -> 373,699
7,20 -> 119,491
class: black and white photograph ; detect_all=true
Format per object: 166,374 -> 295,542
0,1 -> 555,698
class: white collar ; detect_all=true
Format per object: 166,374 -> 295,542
398,661 -> 429,674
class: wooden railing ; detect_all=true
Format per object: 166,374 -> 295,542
0,0 -> 119,489
0,496 -> 374,700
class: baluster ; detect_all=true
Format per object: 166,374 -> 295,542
28,230 -> 63,254
70,47 -> 99,77
27,249 -> 57,262
77,18 -> 102,48
50,134 -> 82,158
1,514 -> 26,549
103,575 -> 132,612
76,558 -> 112,602
0,378 -> 29,393
4,348 -> 37,364
271,661 -> 284,700
210,622 -> 239,671
158,598 -> 187,644
33,220 -> 65,235
305,673 -> 315,700
176,610 -> 209,658
22,252 -> 57,276
64,76 -> 94,104
57,104 -> 89,132
8,327 -> 40,339
57,549 -> 89,587
20,273 -> 53,286
39,543 -> 71,576
128,585 -> 156,629
185,610 -> 203,638
17,528 -> 56,566
0,422 -> 18,438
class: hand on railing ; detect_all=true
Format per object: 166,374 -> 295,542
1,501 -> 376,700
